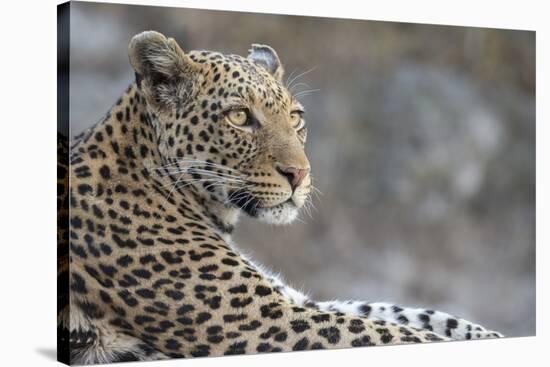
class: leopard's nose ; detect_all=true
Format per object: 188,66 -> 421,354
276,164 -> 310,191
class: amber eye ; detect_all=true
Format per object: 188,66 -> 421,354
290,111 -> 305,130
225,108 -> 249,127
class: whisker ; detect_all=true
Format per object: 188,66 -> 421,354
212,182 -> 255,191
223,188 -> 255,206
157,166 -> 241,178
150,161 -> 247,182
289,82 -> 312,94
153,161 -> 242,176
307,197 -> 318,212
309,180 -> 324,196
165,171 -> 188,200
305,196 -> 317,217
164,158 -> 242,173
293,89 -> 321,99
161,176 -> 247,190
200,181 -> 250,192
175,179 -> 249,191
285,68 -> 298,87
252,198 -> 261,214
161,168 -> 245,181
226,189 -> 250,202
240,194 -> 257,211
294,214 -> 306,224
287,66 -> 316,91
162,178 -> 242,191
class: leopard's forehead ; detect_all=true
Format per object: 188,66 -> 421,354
188,50 -> 293,114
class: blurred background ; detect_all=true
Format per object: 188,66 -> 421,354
68,2 -> 535,336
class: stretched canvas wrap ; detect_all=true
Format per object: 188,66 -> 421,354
57,1 -> 535,365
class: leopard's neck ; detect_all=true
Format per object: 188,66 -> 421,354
71,83 -> 241,239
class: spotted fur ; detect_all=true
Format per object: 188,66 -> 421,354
62,31 -> 501,364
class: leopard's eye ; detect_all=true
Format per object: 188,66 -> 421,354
226,108 -> 249,127
290,110 -> 305,130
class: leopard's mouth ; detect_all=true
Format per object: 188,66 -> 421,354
227,190 -> 261,217
227,190 -> 299,224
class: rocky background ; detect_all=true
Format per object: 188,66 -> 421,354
68,2 -> 535,336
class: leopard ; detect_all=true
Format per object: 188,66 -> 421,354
61,30 -> 502,364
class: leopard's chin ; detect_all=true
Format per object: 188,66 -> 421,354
256,201 -> 299,225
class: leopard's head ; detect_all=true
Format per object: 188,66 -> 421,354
129,31 -> 311,225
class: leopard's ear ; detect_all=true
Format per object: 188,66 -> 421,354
248,44 -> 284,82
128,31 -> 202,111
